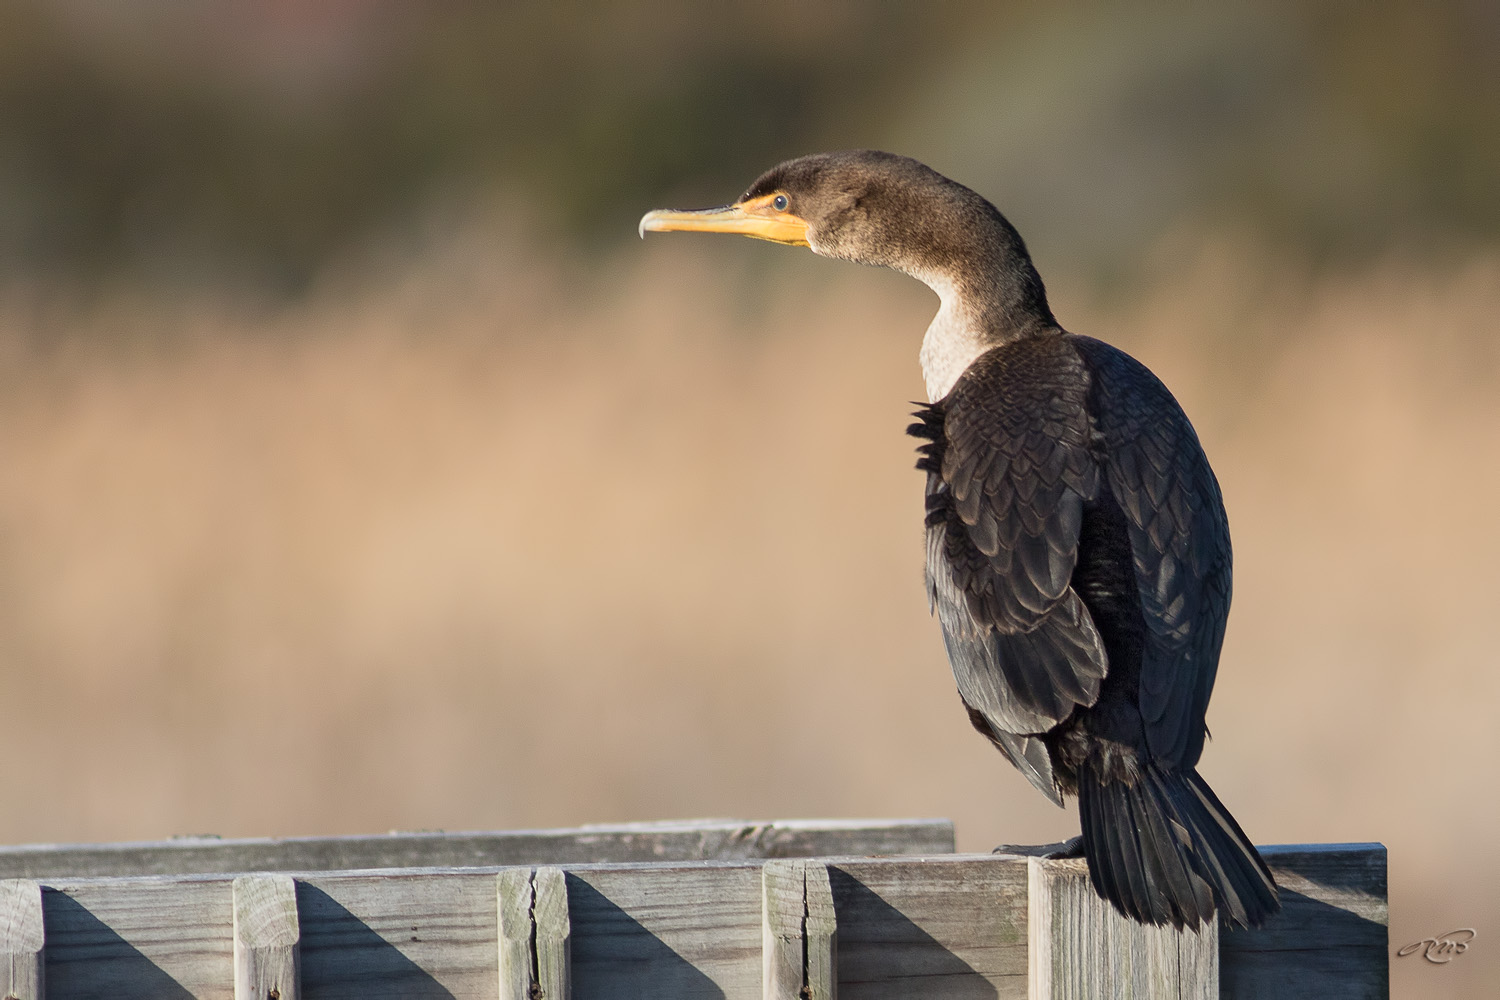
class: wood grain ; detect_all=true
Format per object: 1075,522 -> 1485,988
295,869 -> 499,998
1027,857 -> 1216,1000
532,867 -> 570,1000
828,854 -> 1028,999
43,874 -> 234,999
762,859 -> 839,1000
762,860 -> 807,1000
0,879 -> 44,1000
804,862 -> 837,1000
568,861 -> 763,998
233,875 -> 299,1000
0,819 -> 954,879
496,869 -> 534,1000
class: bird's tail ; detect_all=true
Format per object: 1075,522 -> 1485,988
1076,761 -> 1280,929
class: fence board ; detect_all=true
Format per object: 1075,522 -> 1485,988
296,870 -> 498,999
42,876 -> 232,1000
762,860 -> 837,1000
804,863 -> 837,1000
568,862 -> 763,999
0,879 -> 44,1000
1028,857 -> 1216,1000
1220,843 -> 1387,1000
233,875 -> 299,1000
0,819 -> 954,880
827,855 -> 1028,999
497,867 -> 572,1000
496,869 -> 533,1000
534,867 -> 571,1000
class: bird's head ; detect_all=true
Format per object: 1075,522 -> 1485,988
640,150 -> 1051,330
641,151 -> 985,275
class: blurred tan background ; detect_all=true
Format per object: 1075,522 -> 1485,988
1,2 -> 1496,996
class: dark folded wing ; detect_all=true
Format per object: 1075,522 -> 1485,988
1072,336 -> 1232,770
912,337 -> 1107,749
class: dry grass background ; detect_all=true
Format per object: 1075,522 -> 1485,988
1,227 -> 1496,995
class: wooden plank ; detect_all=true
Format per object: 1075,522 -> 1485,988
0,819 -> 954,879
532,867 -> 570,1000
1219,843 -> 1387,1000
752,820 -> 953,859
568,861 -> 763,999
1027,857 -> 1216,1000
42,874 -> 234,999
496,869 -> 533,1000
295,870 -> 499,999
0,879 -> 44,1000
233,876 -> 299,1000
828,854 -> 1028,999
762,861 -> 805,999
496,867 -> 572,1000
762,860 -> 839,1000
803,863 -> 837,1000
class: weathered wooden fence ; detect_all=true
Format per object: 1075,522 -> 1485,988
0,819 -> 1386,999
0,818 -> 953,880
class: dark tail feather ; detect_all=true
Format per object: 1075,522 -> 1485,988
1077,761 -> 1280,929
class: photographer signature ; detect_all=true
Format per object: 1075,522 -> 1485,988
1397,929 -> 1476,964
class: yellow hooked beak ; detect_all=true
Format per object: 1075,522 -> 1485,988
638,193 -> 810,247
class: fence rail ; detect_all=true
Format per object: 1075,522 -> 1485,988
0,822 -> 1386,999
0,818 -> 954,879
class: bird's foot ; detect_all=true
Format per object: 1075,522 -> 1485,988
991,835 -> 1083,860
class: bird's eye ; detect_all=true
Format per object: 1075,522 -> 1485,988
772,194 -> 789,211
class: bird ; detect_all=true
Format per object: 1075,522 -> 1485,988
639,150 -> 1279,930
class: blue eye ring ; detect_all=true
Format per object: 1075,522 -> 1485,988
772,194 -> 789,211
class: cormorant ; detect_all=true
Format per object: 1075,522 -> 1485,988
639,150 -> 1279,929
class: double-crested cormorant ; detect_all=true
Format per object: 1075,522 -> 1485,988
640,150 -> 1279,929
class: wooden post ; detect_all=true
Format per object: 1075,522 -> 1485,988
233,875 -> 300,1000
1028,857 -> 1216,1000
497,868 -> 535,1000
763,861 -> 802,998
0,880 -> 43,1000
533,867 -> 571,1000
763,859 -> 837,1000
803,862 -> 836,1000
499,867 -> 573,1000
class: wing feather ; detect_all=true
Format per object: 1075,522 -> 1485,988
911,336 -> 1108,783
1072,336 -> 1232,770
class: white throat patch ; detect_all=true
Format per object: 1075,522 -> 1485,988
917,277 -> 992,402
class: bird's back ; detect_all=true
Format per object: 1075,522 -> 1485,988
1067,334 -> 1231,773
915,332 -> 1230,773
